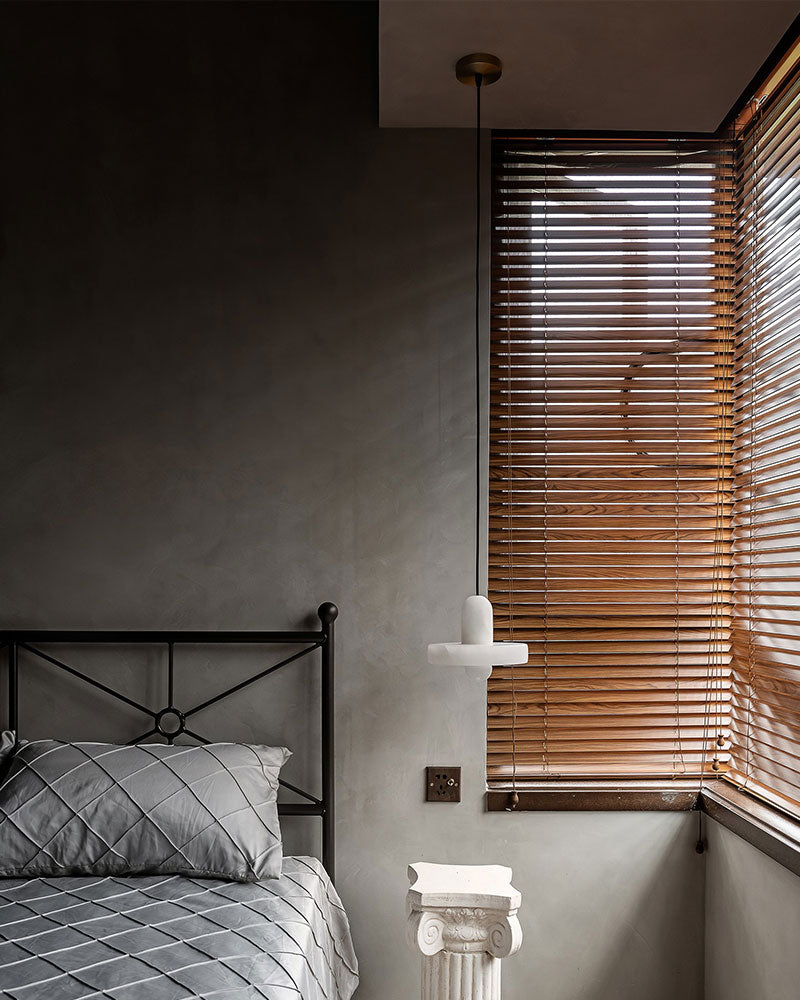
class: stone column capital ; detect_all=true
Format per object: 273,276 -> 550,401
406,862 -> 523,960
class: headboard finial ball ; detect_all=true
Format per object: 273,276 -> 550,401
318,603 -> 339,625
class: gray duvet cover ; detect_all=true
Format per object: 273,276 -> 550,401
0,857 -> 358,999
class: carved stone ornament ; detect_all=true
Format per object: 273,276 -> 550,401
407,863 -> 522,1000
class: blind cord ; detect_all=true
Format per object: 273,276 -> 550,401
674,142 -> 686,777
745,100 -> 763,790
696,807 -> 705,854
542,146 -> 550,779
504,144 -> 520,812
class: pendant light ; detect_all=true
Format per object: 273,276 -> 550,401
427,53 -> 528,680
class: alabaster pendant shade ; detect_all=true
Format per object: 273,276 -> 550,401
428,596 -> 528,679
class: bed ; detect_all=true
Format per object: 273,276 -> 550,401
0,606 -> 358,1000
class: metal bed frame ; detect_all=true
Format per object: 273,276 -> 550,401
0,602 -> 338,881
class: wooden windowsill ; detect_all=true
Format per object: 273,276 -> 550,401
487,778 -> 800,878
486,781 -> 701,812
699,782 -> 800,878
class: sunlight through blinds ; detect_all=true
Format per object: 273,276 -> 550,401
488,137 -> 734,782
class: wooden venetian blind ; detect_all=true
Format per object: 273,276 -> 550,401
488,137 -> 734,782
730,64 -> 800,816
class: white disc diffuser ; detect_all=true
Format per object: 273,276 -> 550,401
428,596 -> 528,678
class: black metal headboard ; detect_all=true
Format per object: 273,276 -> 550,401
0,602 -> 338,881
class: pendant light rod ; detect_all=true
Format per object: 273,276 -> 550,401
475,72 -> 482,595
456,53 -> 502,596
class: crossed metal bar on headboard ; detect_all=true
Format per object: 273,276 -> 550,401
0,602 -> 338,881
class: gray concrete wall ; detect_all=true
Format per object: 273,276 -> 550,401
0,3 -> 704,998
705,819 -> 800,1000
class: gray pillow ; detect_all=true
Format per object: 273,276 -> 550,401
0,740 -> 290,881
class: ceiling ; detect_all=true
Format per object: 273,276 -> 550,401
379,0 -> 800,131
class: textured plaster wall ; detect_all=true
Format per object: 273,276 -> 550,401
0,3 -> 704,998
705,819 -> 800,1000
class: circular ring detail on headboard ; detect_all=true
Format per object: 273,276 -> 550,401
155,707 -> 186,738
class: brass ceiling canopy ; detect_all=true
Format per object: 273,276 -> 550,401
455,52 -> 502,87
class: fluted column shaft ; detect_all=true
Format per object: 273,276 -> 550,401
422,949 -> 500,1000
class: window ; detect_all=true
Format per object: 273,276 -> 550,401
489,113 -> 800,824
488,137 -> 735,788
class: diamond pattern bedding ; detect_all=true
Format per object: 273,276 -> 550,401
0,856 -> 358,1000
